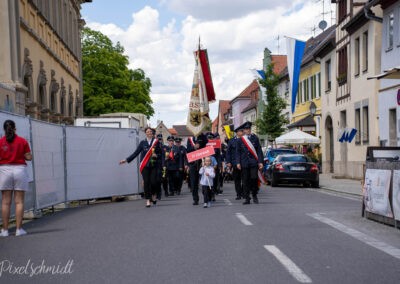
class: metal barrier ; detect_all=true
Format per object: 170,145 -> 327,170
0,110 -> 143,223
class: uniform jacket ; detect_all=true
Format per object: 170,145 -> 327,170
165,144 -> 183,170
226,137 -> 238,165
235,134 -> 263,168
126,138 -> 164,168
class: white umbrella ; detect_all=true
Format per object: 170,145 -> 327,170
275,129 -> 320,145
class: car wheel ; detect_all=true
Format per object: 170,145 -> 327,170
271,176 -> 278,187
311,180 -> 319,188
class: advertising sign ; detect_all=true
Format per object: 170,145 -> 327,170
363,169 -> 393,218
186,146 -> 215,163
393,170 -> 400,221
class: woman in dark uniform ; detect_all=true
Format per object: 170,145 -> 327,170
120,127 -> 164,207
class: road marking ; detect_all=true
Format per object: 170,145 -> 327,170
264,245 -> 312,283
223,199 -> 232,206
235,213 -> 253,226
308,213 -> 400,260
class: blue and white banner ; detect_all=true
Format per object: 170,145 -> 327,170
286,37 -> 306,113
250,69 -> 267,102
338,128 -> 357,143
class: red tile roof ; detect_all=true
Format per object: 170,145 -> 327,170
169,128 -> 177,135
219,100 -> 231,116
231,80 -> 259,102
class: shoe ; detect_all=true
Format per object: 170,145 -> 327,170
242,199 -> 250,205
211,198 -> 216,202
203,203 -> 208,208
152,200 -> 157,205
207,202 -> 211,208
193,201 -> 199,205
253,198 -> 259,204
235,196 -> 241,200
15,228 -> 27,236
146,200 -> 151,207
0,229 -> 9,237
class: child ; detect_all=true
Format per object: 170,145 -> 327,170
199,157 -> 216,208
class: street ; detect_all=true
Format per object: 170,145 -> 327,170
1,182 -> 399,284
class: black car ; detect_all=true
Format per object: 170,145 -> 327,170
265,154 -> 319,187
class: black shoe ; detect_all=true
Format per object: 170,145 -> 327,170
152,200 -> 157,205
242,199 -> 250,205
170,193 -> 175,196
253,198 -> 259,204
235,196 -> 241,200
193,201 -> 199,205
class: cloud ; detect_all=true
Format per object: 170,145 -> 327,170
85,0 -> 334,127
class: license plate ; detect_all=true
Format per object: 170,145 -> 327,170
291,166 -> 305,171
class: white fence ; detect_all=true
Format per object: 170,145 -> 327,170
0,111 -> 143,222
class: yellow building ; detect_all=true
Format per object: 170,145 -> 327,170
0,0 -> 91,124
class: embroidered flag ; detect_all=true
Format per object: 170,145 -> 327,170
139,139 -> 158,173
286,37 -> 306,113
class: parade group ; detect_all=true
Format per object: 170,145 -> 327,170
119,121 -> 264,209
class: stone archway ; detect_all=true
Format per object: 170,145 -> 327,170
325,115 -> 334,173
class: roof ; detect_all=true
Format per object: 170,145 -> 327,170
172,125 -> 193,136
169,128 -> 177,135
287,115 -> 316,129
219,100 -> 231,116
231,80 -> 259,103
271,55 -> 287,75
302,25 -> 336,67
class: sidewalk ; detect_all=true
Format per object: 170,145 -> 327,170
319,173 -> 363,197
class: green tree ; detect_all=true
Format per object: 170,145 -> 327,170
256,63 -> 288,141
82,27 -> 154,117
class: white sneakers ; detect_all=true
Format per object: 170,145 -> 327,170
0,228 -> 28,237
0,229 -> 9,237
16,228 -> 27,236
203,202 -> 212,208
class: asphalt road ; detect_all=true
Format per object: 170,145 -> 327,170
1,182 -> 399,284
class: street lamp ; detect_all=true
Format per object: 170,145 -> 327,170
309,102 -> 320,117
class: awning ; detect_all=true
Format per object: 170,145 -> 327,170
275,129 -> 320,145
367,66 -> 400,80
287,114 -> 316,129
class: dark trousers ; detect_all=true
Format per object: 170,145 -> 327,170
141,167 -> 159,200
213,168 -> 220,193
241,167 -> 258,200
202,185 -> 212,203
162,175 -> 169,196
189,164 -> 200,202
233,167 -> 243,197
167,170 -> 180,194
176,171 -> 183,193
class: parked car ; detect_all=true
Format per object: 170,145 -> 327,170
263,148 -> 297,173
265,154 -> 319,187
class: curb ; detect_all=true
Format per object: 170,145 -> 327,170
319,185 -> 363,198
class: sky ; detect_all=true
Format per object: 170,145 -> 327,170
81,0 -> 336,129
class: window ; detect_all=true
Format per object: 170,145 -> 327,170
338,0 -> 347,23
355,108 -> 361,144
362,106 -> 369,143
310,75 -> 316,100
387,12 -> 394,49
50,93 -> 56,112
326,60 -> 331,91
388,109 -> 397,146
303,79 -> 308,102
297,82 -> 302,104
60,97 -> 65,115
68,96 -> 73,117
338,47 -> 348,86
362,31 -> 368,72
317,73 -> 321,98
354,37 -> 360,76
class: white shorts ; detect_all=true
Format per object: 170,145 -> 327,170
0,165 -> 29,191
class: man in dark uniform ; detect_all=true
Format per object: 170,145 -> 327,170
185,133 -> 207,205
174,137 -> 186,195
157,134 -> 169,198
226,126 -> 244,200
235,122 -> 263,205
156,133 -> 166,199
165,136 -> 182,196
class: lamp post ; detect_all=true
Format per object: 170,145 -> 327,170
309,102 -> 321,138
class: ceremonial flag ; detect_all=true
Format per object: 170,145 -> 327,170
187,42 -> 216,136
286,37 -> 306,113
223,125 -> 234,140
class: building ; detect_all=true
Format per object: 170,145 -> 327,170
216,100 -> 231,142
0,0 -> 91,124
154,120 -> 171,144
330,0 -> 382,178
230,80 -> 259,130
368,0 -> 400,146
171,125 -> 193,145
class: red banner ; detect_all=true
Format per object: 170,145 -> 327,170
186,146 -> 215,163
206,139 -> 221,149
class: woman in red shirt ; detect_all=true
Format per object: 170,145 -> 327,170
0,120 -> 32,237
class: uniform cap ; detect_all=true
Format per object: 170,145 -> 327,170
167,136 -> 175,141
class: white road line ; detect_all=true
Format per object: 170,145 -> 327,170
308,213 -> 400,260
264,245 -> 312,283
235,213 -> 253,226
224,199 -> 232,206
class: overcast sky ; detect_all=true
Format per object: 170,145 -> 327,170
81,0 -> 335,128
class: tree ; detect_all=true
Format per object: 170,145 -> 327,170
82,28 -> 154,117
256,63 -> 288,141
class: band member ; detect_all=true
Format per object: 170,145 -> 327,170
120,127 -> 164,207
165,136 -> 183,196
174,137 -> 186,195
185,133 -> 207,205
156,133 -> 166,199
226,126 -> 244,200
235,122 -> 263,205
